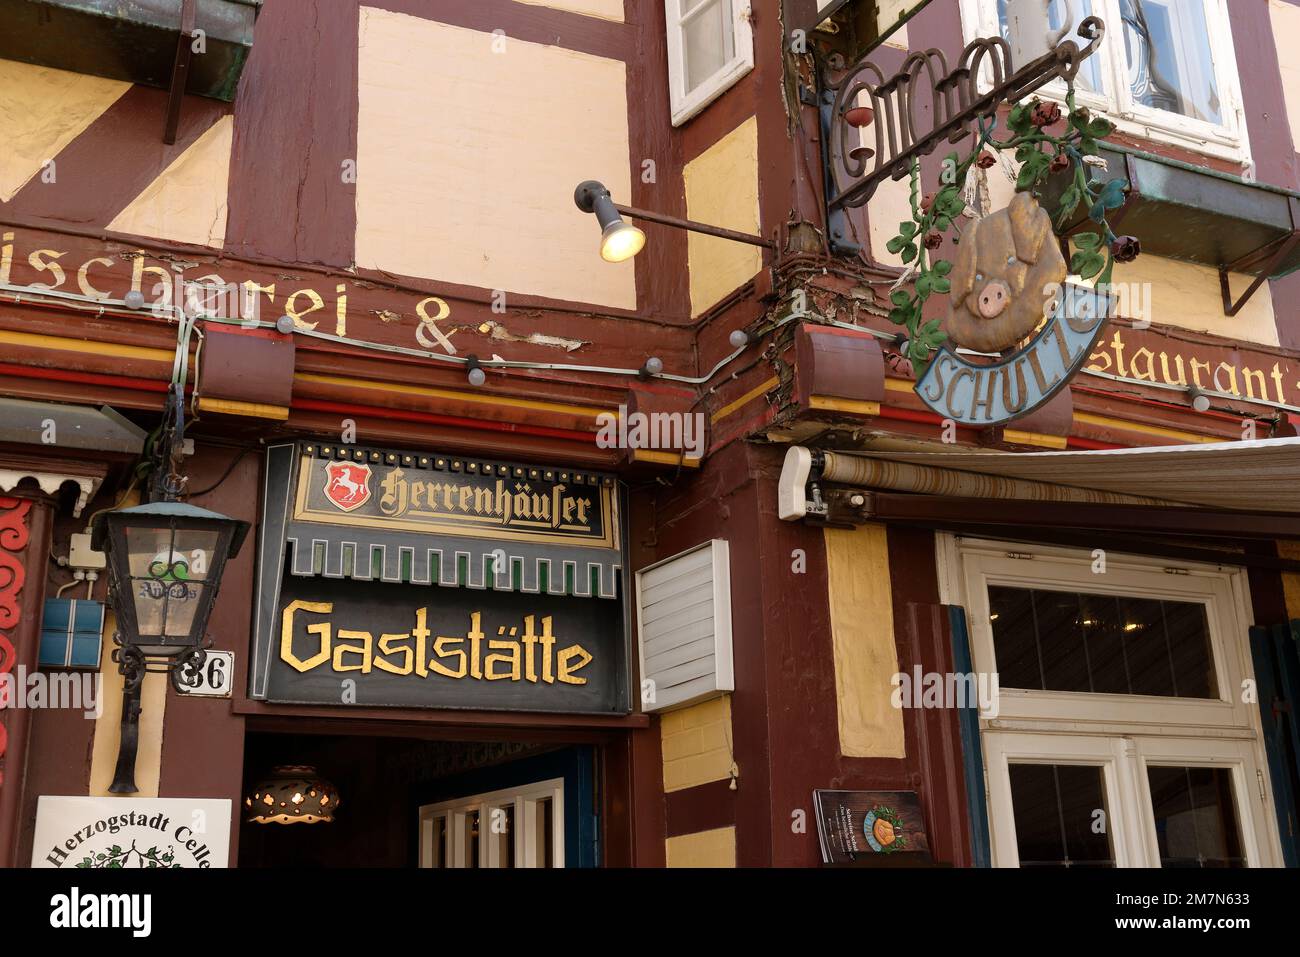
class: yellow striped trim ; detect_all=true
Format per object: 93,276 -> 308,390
0,329 -> 172,362
809,395 -> 881,416
632,450 -> 702,468
1003,429 -> 1068,449
197,397 -> 290,420
294,372 -> 613,421
711,376 -> 779,424
1073,412 -> 1219,444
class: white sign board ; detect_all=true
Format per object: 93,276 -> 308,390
31,796 -> 232,868
177,650 -> 235,698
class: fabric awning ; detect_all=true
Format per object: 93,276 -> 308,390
847,437 -> 1300,514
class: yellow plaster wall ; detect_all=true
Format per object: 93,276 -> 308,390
823,524 -> 906,758
660,694 -> 734,793
354,8 -> 636,310
513,0 -> 624,20
108,116 -> 234,248
665,826 -> 737,867
1270,0 -> 1300,154
1279,540 -> 1300,619
88,610 -> 168,797
0,60 -> 129,202
684,115 -> 762,317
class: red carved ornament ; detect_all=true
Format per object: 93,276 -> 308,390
0,496 -> 32,790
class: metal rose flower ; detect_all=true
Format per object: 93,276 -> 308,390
1049,152 -> 1071,173
1111,235 -> 1141,263
976,151 -> 997,169
1030,101 -> 1062,127
924,231 -> 944,250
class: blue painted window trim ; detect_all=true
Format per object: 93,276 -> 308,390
1249,622 -> 1300,868
947,604 -> 992,868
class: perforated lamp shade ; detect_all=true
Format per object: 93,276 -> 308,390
246,766 -> 341,824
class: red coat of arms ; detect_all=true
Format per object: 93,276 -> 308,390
323,461 -> 372,512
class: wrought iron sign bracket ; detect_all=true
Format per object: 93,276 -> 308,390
822,18 -> 1105,213
1219,195 -> 1300,318
163,0 -> 198,145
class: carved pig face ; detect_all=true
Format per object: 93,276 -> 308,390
943,191 -> 1067,353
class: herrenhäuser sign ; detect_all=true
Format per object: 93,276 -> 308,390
249,443 -> 631,714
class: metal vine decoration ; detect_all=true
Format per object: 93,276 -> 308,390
824,18 -> 1140,373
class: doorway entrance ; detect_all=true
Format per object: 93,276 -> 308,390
238,731 -> 598,867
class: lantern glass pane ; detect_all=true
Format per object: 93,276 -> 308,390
124,524 -> 216,639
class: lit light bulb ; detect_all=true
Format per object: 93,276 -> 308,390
600,221 -> 646,263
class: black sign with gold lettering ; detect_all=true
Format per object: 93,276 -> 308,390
250,442 -> 630,713
270,577 -> 626,712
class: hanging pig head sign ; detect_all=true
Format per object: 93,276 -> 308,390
822,15 -> 1136,426
915,193 -> 1113,426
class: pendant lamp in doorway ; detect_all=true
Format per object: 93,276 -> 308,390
245,766 -> 340,824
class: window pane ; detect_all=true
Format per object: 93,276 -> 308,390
491,805 -> 515,868
464,809 -> 480,868
535,797 -> 555,868
1147,766 -> 1245,867
988,586 -> 1216,698
683,0 -> 735,93
1121,0 -> 1221,124
1009,763 -> 1114,867
997,0 -> 1103,95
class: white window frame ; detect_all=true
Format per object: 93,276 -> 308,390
937,535 -> 1284,867
959,0 -> 1251,166
417,777 -> 564,868
665,0 -> 756,127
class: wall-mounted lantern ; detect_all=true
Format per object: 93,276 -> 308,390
92,385 -> 248,793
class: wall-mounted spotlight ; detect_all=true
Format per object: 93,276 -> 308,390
466,355 -> 486,387
574,181 -> 646,263
639,356 -> 664,380
575,179 -> 775,263
1187,386 -> 1212,413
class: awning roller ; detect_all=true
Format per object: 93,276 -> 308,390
819,451 -> 1165,508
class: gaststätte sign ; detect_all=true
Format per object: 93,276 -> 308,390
916,283 -> 1112,425
250,443 -> 630,712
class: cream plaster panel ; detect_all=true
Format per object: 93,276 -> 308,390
867,174 -> 916,268
665,826 -> 737,867
108,116 -> 233,248
513,0 -> 624,21
877,0 -> 917,38
89,611 -> 168,798
661,694 -> 734,792
354,9 -> 635,309
684,115 -> 762,316
1270,0 -> 1300,153
823,523 -> 906,759
0,59 -> 129,202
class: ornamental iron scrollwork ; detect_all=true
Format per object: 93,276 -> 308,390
825,17 -> 1105,211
